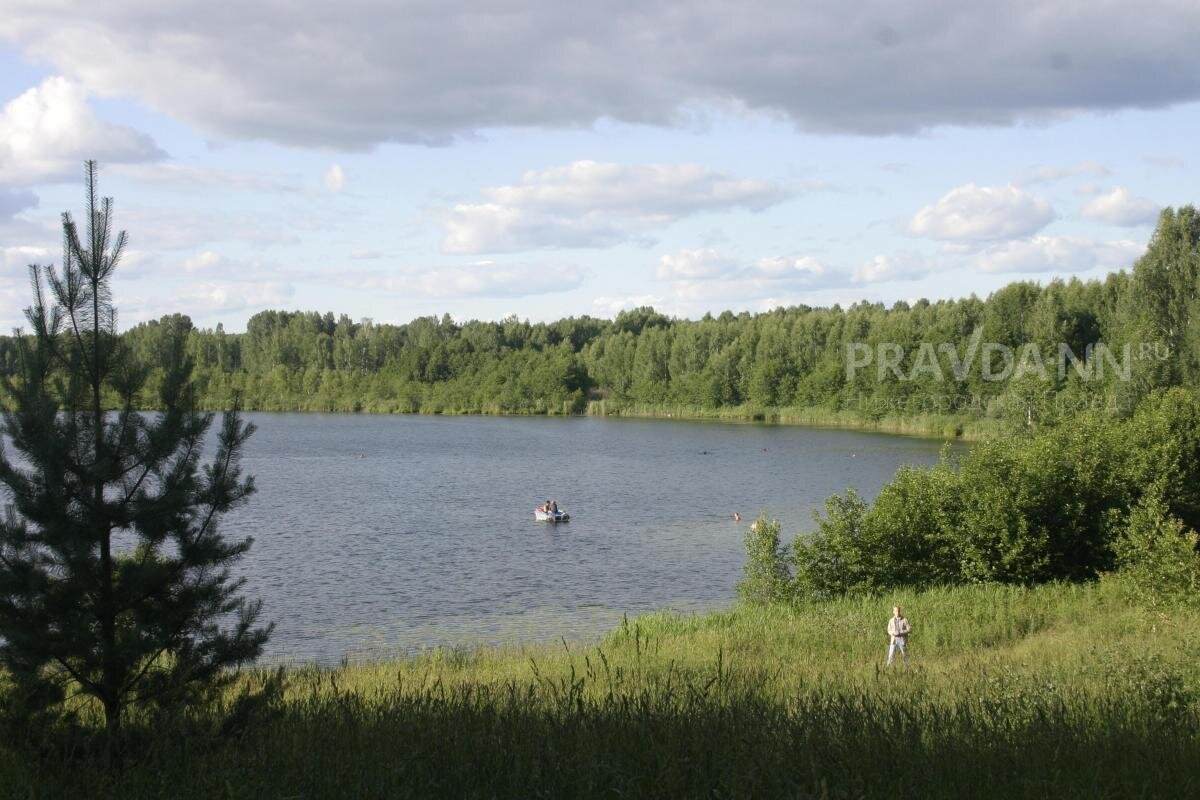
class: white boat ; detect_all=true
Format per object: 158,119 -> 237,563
534,507 -> 570,523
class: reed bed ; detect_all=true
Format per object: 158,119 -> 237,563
585,401 -> 1004,440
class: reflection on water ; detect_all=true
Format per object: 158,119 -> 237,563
225,414 -> 956,664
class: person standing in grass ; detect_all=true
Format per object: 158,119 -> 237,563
886,606 -> 912,666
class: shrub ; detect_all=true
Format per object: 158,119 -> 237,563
782,388 -> 1200,601
737,516 -> 791,605
1114,489 -> 1200,607
792,490 -> 871,601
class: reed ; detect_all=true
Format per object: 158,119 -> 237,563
586,400 -> 1006,440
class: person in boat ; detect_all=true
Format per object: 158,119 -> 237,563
550,499 -> 559,515
539,500 -> 550,514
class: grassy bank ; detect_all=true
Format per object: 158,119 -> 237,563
15,379 -> 999,439
155,396 -> 996,440
4,580 -> 1198,798
586,400 -> 1004,439
223,392 -> 996,440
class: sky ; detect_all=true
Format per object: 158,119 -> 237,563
1,1 -> 1198,332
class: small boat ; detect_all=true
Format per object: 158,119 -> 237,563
535,507 -> 570,523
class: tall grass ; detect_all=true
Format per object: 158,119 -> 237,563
4,580 -> 1198,798
586,400 -> 1006,440
133,393 -> 1002,440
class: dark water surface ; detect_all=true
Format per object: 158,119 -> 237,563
225,414 -> 954,663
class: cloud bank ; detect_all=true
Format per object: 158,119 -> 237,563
976,235 -> 1144,274
1080,187 -> 1160,226
3,1 -> 1199,147
0,76 -> 164,184
443,161 -> 786,253
911,184 -> 1056,242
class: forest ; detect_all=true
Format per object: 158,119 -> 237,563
2,207 -> 1195,434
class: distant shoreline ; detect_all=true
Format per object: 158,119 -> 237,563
582,401 -> 991,440
180,401 -> 990,441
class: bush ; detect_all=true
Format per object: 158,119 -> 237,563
781,388 -> 1200,601
863,460 -> 963,587
1115,489 -> 1200,607
737,516 -> 791,605
792,490 -> 871,601
792,464 -> 963,600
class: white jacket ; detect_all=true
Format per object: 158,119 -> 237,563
887,616 -> 911,642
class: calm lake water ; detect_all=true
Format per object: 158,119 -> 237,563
224,414 -> 954,663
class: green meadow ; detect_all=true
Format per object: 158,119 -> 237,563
4,579 -> 1197,799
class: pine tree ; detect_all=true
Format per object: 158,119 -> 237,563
0,162 -> 270,735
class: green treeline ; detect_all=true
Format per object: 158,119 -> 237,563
2,207 -> 1196,431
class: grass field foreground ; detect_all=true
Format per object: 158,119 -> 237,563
3,580 -> 1198,799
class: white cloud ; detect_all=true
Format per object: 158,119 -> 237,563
911,183 -> 1056,242
592,294 -> 668,315
977,235 -> 1144,274
656,249 -> 739,280
752,255 -> 828,280
0,76 -> 164,184
1080,186 -> 1159,226
343,262 -> 584,298
4,2 -> 1200,146
657,249 -> 829,285
324,163 -> 346,193
443,161 -> 787,253
2,244 -> 53,269
182,250 -> 228,273
179,281 -> 295,312
119,249 -> 285,282
1025,160 -> 1110,184
653,248 -> 840,304
853,253 -> 935,283
115,280 -> 296,326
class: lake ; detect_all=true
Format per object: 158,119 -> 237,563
226,413 -> 955,663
